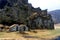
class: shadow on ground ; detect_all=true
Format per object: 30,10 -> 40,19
53,36 -> 60,40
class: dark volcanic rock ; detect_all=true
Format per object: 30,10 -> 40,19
0,0 -> 7,9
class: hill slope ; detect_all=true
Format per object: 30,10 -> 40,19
48,10 -> 60,24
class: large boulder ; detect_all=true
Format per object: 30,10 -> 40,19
9,24 -> 19,32
19,24 -> 28,33
9,24 -> 28,32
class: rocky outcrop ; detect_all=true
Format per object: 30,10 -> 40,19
9,24 -> 28,32
0,0 -> 54,29
27,10 -> 54,29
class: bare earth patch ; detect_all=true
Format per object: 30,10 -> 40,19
0,24 -> 60,40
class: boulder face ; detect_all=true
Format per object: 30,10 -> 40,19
0,0 -> 54,29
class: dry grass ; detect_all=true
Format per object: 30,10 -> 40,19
0,24 -> 60,40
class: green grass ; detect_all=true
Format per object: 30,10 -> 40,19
0,32 -> 5,38
41,28 -> 60,37
50,28 -> 60,35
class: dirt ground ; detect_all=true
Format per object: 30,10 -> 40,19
0,24 -> 60,40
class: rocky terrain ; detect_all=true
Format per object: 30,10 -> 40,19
0,0 -> 54,29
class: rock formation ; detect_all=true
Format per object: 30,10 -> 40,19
0,0 -> 54,29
